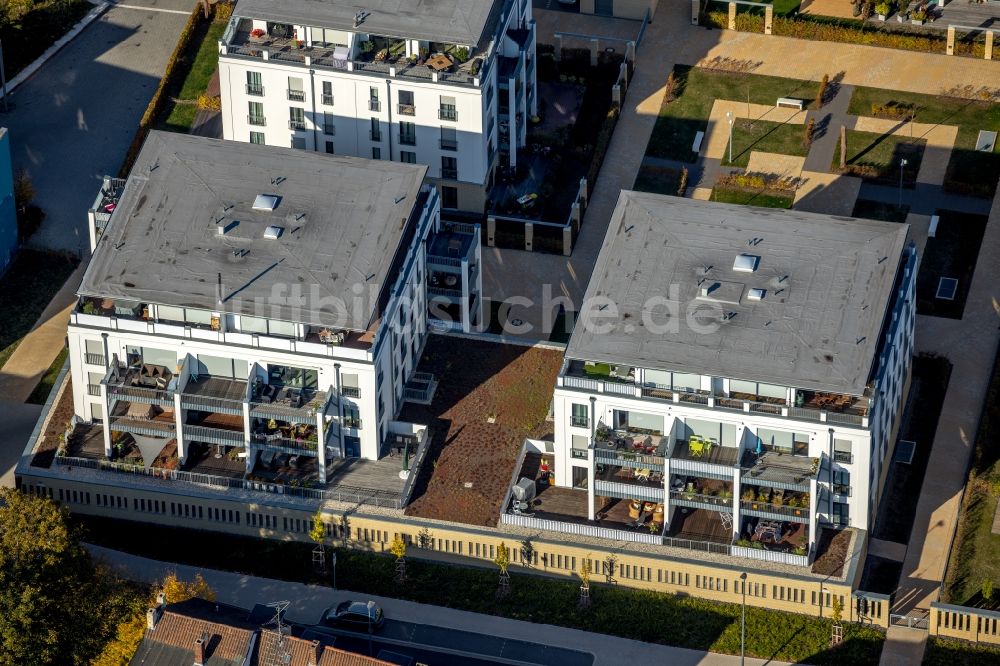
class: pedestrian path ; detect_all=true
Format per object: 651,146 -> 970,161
87,544 -> 791,666
803,83 -> 854,173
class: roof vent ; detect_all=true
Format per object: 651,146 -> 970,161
217,220 -> 237,236
747,288 -> 766,301
263,225 -> 284,240
252,194 -> 280,211
733,253 -> 760,273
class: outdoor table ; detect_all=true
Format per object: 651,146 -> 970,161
427,54 -> 453,71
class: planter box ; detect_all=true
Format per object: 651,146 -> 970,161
911,17 -> 924,23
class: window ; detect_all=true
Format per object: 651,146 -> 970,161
441,156 -> 457,180
246,71 -> 263,96
440,126 -> 457,151
397,89 -> 415,115
372,146 -> 381,160
85,339 -> 105,365
321,80 -> 333,105
369,87 -> 380,112
399,121 -> 416,145
369,117 -> 381,142
287,76 -> 305,101
400,151 -> 416,164
248,101 -> 265,126
571,403 -> 588,428
757,428 -> 809,456
572,466 -> 589,489
832,502 -> 850,526
250,131 -> 265,144
291,137 -> 306,150
322,112 -> 335,135
288,107 -> 305,130
832,469 -> 851,496
834,439 -> 853,463
571,434 -> 589,460
439,95 -> 457,121
325,140 -> 334,154
441,185 -> 458,209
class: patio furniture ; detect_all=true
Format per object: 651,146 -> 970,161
426,53 -> 453,71
720,511 -> 733,531
634,468 -> 651,483
688,438 -> 705,457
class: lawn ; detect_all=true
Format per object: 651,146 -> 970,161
832,130 -> 926,184
873,354 -> 951,543
722,120 -> 809,167
633,165 -> 682,196
0,250 -> 79,369
914,210 -> 987,319
77,515 -> 885,665
1,0 -> 92,78
943,352 -> 1000,609
646,65 -> 820,163
924,637 -> 1000,665
161,19 -> 227,132
848,86 -> 1000,197
26,347 -> 67,405
852,199 -> 910,224
711,185 -> 794,209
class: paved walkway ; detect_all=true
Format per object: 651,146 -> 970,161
803,81 -> 854,173
879,182 -> 1000,665
5,0 -> 192,254
87,544 -> 790,666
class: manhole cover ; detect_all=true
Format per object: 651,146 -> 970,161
511,318 -> 524,326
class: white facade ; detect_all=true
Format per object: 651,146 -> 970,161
69,186 -> 447,480
217,0 -> 537,212
549,247 -> 917,554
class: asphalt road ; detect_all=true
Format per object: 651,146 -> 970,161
3,0 -> 193,254
305,618 -> 594,666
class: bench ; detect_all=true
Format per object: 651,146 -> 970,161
776,97 -> 804,111
692,130 -> 705,153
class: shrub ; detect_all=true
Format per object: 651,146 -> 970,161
213,1 -> 233,22
197,94 -> 221,111
870,101 -> 915,120
677,167 -> 689,197
803,118 -> 816,149
585,107 -> 620,191
815,74 -> 829,108
984,579 -> 995,602
663,70 -> 679,103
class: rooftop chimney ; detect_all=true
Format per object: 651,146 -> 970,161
308,640 -> 322,666
193,638 -> 206,666
146,607 -> 160,630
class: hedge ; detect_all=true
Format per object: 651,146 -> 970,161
586,105 -> 620,191
118,5 -> 205,177
704,11 -> 987,58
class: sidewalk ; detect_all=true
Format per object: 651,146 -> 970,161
87,544 -> 789,666
0,262 -> 86,403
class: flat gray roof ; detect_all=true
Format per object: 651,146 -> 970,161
80,132 -> 428,331
233,0 -> 501,48
566,193 -> 909,396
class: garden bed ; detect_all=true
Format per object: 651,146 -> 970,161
914,210 -> 988,319
76,515 -> 886,665
30,376 -> 75,469
646,65 -> 819,163
924,637 -> 1000,665
161,18 -> 227,132
831,130 -> 925,185
811,527 -> 853,577
711,173 -> 797,209
722,120 -> 809,168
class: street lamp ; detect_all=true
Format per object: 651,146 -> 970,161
898,158 -> 908,208
740,572 -> 748,666
726,111 -> 735,165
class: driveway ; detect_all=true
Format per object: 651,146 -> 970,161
3,0 -> 193,255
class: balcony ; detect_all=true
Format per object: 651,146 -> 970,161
248,115 -> 266,126
594,447 -> 664,471
397,103 -> 416,116
671,438 -> 740,467
369,99 -> 381,112
245,84 -> 264,96
287,89 -> 305,101
741,450 -> 818,489
438,107 -> 457,121
322,93 -> 334,105
249,382 -> 326,423
288,119 -> 306,131
180,376 -> 247,416
439,138 -> 458,151
104,362 -> 176,407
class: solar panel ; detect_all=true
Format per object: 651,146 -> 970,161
894,439 -> 916,464
936,277 -> 958,301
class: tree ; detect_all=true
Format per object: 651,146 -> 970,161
390,536 -> 407,584
309,512 -> 327,573
579,559 -> 592,608
0,0 -> 33,31
0,489 -> 130,665
161,572 -> 216,603
494,543 -> 511,599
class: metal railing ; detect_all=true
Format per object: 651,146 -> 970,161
662,535 -> 732,555
369,129 -> 382,141
731,543 -> 810,567
340,386 -> 360,398
441,168 -> 458,180
251,436 -> 319,454
246,84 -> 264,96
248,115 -> 266,126
500,512 -> 662,546
87,384 -> 101,397
85,353 -> 106,366
322,124 -> 335,135
183,425 -> 245,445
397,103 -> 416,116
594,447 -> 664,469
570,416 -> 589,428
439,138 -> 458,151
322,93 -> 334,105
369,99 -> 381,112
739,499 -> 810,519
672,491 -> 734,509
108,384 -> 174,405
288,119 -> 306,130
439,107 -> 457,121
834,451 -> 853,464
570,449 -> 588,460
398,134 -> 416,146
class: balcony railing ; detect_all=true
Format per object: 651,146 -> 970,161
184,424 -> 245,446
87,384 -> 101,397
248,115 -> 267,126
287,89 -> 305,101
739,499 -> 810,520
322,93 -> 334,105
570,449 -> 588,460
369,99 -> 381,112
246,84 -> 264,96
288,119 -> 306,130
833,484 -> 851,496
340,386 -> 360,398
343,417 -> 362,429
594,447 -> 664,470
438,107 -> 457,121
399,134 -> 416,146
252,434 -> 319,454
85,353 -> 106,366
671,491 -> 734,510
570,415 -> 588,428
834,451 -> 853,464
439,138 -> 458,151
397,103 -> 415,116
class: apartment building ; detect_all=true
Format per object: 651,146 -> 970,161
217,0 -> 537,213
548,193 -> 916,563
67,131 -> 480,485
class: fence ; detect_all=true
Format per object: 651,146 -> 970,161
930,603 -> 1000,645
500,511 -> 663,546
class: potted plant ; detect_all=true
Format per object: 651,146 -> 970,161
720,489 -> 733,503
742,489 -> 754,503
911,7 -> 926,23
249,28 -> 266,40
896,9 -> 906,21
875,1 -> 890,20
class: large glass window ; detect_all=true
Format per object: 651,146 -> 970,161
832,502 -> 849,526
757,428 -> 809,456
125,346 -> 177,369
684,418 -> 738,446
571,434 -> 589,460
287,76 -> 305,101
612,410 -> 664,434
572,466 -> 588,489
834,438 -> 853,463
571,403 -> 588,428
246,71 -> 263,96
399,121 -> 416,145
267,365 -> 318,390
196,355 -> 248,379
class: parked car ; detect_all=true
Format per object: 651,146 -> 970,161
319,600 -> 384,632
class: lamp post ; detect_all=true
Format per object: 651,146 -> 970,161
726,111 -> 734,165
740,572 -> 748,666
898,158 -> 908,208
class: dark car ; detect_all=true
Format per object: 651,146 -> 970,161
320,600 -> 385,632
